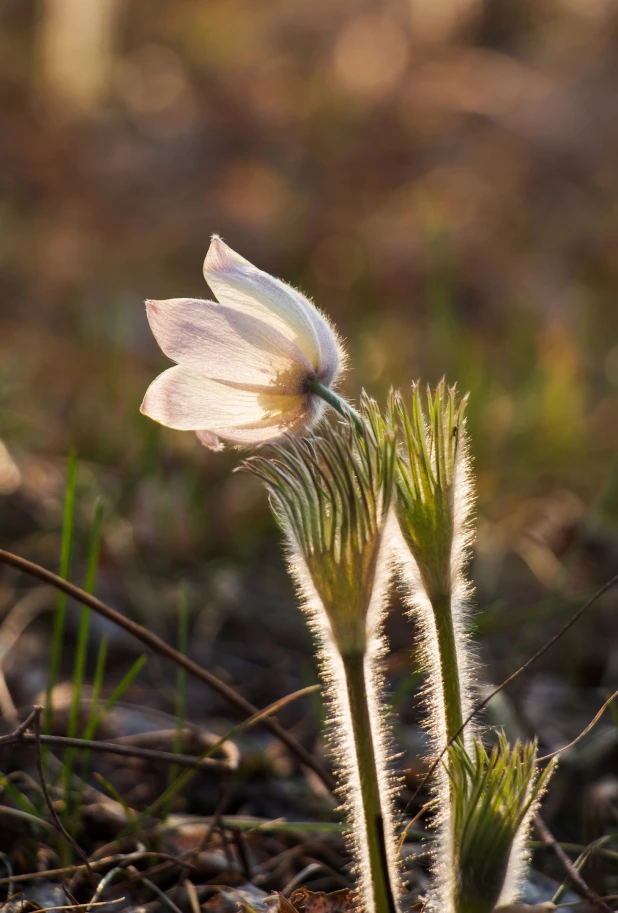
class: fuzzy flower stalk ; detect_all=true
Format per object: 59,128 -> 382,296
393,383 -> 554,911
247,400 -> 400,913
140,236 -> 359,449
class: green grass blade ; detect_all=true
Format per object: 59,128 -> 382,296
93,772 -> 138,827
0,774 -> 40,815
44,451 -> 78,739
64,498 -> 104,825
88,634 -> 109,734
174,587 -> 189,753
71,634 -> 108,834
68,650 -> 146,845
163,587 -> 189,821
83,653 -> 148,741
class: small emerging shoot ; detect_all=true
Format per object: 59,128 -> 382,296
447,735 -> 556,913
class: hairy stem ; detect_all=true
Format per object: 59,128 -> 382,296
309,380 -> 364,433
431,593 -> 464,742
341,650 -> 396,913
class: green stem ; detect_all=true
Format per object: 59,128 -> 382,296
341,650 -> 396,913
309,381 -> 364,433
431,594 -> 464,742
431,594 -> 467,913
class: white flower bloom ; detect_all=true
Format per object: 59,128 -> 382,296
140,236 -> 345,448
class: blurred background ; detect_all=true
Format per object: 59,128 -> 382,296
1,0 -> 618,881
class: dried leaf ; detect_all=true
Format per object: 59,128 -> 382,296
288,886 -> 356,913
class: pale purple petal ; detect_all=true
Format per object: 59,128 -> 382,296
196,430 -> 223,451
208,397 -> 326,445
305,307 -> 344,387
203,237 -> 325,368
146,298 -> 312,393
140,366 -> 314,443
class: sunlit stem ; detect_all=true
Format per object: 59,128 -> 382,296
341,650 -> 396,913
431,593 -> 464,742
309,380 -> 364,433
430,591 -> 473,913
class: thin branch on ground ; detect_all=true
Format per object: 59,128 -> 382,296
534,814 -> 613,913
31,706 -> 93,876
0,548 -> 336,793
2,728 -> 235,772
132,869 -> 185,913
0,705 -> 40,745
0,852 -> 192,888
406,575 -> 618,809
537,687 -> 618,762
31,900 -> 125,912
183,879 -> 201,913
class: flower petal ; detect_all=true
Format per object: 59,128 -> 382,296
195,429 -> 223,451
204,237 -> 328,370
146,298 -> 312,393
305,307 -> 343,388
140,365 -> 318,442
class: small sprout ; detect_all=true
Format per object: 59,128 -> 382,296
447,735 -> 556,913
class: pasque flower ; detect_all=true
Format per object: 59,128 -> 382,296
141,236 -> 346,448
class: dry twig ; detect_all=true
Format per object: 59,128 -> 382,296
534,815 -> 613,913
31,706 -> 93,876
2,728 -> 235,772
0,548 -> 335,792
408,576 -> 618,806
